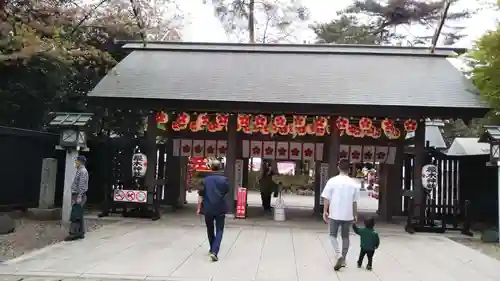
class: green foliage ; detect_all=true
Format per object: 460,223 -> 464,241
310,15 -> 381,44
469,18 -> 500,112
0,0 -> 181,132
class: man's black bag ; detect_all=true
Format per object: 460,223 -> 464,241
70,203 -> 84,222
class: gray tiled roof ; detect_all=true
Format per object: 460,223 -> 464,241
88,42 -> 487,109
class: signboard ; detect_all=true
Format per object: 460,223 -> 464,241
113,189 -> 148,203
235,187 -> 248,219
319,163 -> 329,205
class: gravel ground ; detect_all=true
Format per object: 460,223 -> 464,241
450,237 -> 500,261
0,218 -> 109,261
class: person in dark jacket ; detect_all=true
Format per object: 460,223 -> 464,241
197,159 -> 229,262
353,217 -> 380,270
259,160 -> 277,211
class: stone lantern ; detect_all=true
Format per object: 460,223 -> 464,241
48,112 -> 93,223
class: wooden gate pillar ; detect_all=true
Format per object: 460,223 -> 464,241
316,117 -> 340,214
145,113 -> 160,218
225,114 -> 237,214
413,121 -> 426,217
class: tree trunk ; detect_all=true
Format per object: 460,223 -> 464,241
248,0 -> 255,43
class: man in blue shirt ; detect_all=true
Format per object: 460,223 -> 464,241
197,159 -> 229,262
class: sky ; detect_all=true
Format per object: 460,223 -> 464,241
180,0 -> 500,48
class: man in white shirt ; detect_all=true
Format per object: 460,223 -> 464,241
321,159 -> 360,271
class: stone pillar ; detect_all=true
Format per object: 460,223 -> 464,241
39,158 -> 58,209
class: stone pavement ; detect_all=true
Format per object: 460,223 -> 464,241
1,220 -> 500,281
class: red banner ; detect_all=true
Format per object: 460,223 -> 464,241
235,187 -> 248,219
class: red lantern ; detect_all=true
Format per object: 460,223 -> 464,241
293,115 -> 307,127
260,125 -> 270,135
359,117 -> 373,131
364,125 -> 375,137
372,128 -> 382,139
216,113 -> 229,126
381,119 -> 395,132
296,126 -> 307,136
172,122 -> 181,131
189,121 -> 198,132
404,119 -> 417,132
207,122 -> 218,132
315,116 -> 328,129
278,125 -> 290,135
316,127 -> 326,136
273,115 -> 287,128
254,115 -> 268,129
155,111 -> 168,124
176,112 -> 190,126
336,117 -> 349,130
238,114 -> 251,128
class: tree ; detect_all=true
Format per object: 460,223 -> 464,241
344,0 -> 473,45
0,0 -> 183,131
210,0 -> 309,43
310,15 -> 382,44
468,7 -> 500,115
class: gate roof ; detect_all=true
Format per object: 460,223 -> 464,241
88,42 -> 489,118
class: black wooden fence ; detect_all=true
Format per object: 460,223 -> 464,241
401,152 -> 497,223
0,126 -> 65,211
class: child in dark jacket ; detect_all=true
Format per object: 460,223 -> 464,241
353,217 -> 380,270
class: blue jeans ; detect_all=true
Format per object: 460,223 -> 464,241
205,214 -> 225,255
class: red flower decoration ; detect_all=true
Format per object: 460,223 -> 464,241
359,117 -> 372,131
194,145 -> 203,154
252,146 -> 261,155
404,119 -> 417,132
218,146 -> 226,154
352,150 -> 361,159
238,114 -> 251,128
293,115 -> 307,127
273,115 -> 287,128
336,117 -> 349,130
278,147 -> 287,156
155,111 -> 168,124
254,115 -> 268,129
304,148 -> 313,157
376,152 -> 386,160
216,114 -> 229,126
206,146 -> 215,154
265,146 -> 274,155
182,145 -> 191,153
176,112 -> 190,126
291,148 -> 300,156
339,150 -> 348,159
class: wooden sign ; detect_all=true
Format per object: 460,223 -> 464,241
319,163 -> 329,205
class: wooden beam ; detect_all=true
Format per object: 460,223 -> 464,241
225,114 -> 237,213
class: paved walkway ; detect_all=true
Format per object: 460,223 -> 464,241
0,221 -> 499,281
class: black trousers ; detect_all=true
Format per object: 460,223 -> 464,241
357,249 -> 375,266
260,192 -> 272,210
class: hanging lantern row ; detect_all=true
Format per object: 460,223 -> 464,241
155,112 -> 418,140
237,114 -> 329,137
336,117 -> 417,139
